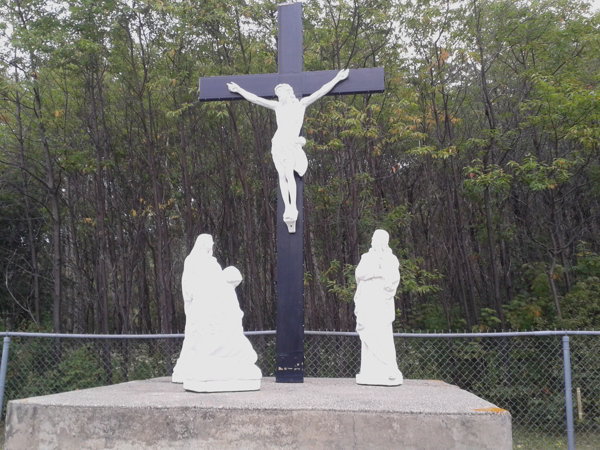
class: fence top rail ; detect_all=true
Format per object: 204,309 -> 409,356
391,330 -> 600,338
0,330 -> 598,339
308,330 -> 600,338
0,331 -> 277,339
0,332 -> 186,339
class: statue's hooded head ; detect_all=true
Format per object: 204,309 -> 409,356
274,83 -> 297,104
371,229 -> 390,251
183,234 -> 214,279
194,233 -> 214,257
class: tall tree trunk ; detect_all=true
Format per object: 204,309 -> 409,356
449,162 -> 479,326
66,176 -> 87,332
231,115 -> 264,330
347,143 -> 360,266
474,0 -> 504,327
484,187 -> 505,327
179,114 -> 195,253
548,202 -> 562,319
33,82 -> 62,333
15,81 -> 40,326
499,237 -> 514,306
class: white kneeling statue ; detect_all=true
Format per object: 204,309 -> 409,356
172,234 -> 262,392
354,230 -> 403,386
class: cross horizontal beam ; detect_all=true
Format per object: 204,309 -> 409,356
197,68 -> 384,102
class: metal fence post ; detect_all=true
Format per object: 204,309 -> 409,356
0,336 -> 11,418
563,335 -> 576,450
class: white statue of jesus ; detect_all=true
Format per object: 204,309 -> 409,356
227,69 -> 349,233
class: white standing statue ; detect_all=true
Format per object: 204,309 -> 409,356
227,69 -> 349,233
172,234 -> 262,392
354,230 -> 403,386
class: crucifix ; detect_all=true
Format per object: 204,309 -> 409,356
198,2 -> 384,383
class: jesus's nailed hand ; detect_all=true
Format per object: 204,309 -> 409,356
336,69 -> 349,81
227,82 -> 240,93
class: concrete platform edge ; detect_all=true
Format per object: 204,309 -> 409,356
5,378 -> 512,450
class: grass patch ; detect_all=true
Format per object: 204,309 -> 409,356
513,427 -> 599,449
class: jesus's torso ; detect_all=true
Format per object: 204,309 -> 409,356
273,102 -> 306,142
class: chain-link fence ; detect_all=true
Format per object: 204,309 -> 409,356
1,331 -> 599,450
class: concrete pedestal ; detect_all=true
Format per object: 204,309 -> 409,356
5,377 -> 511,450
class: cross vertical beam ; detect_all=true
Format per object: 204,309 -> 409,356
278,2 -> 303,74
276,175 -> 304,382
275,2 -> 304,383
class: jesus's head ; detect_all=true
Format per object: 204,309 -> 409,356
274,84 -> 297,104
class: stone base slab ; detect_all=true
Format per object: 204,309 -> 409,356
5,377 -> 512,450
356,372 -> 403,386
183,377 -> 261,393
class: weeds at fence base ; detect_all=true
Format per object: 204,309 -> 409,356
513,427 -> 600,449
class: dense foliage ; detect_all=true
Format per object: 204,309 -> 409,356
0,0 -> 598,333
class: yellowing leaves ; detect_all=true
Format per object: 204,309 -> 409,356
159,198 -> 175,210
439,49 -> 450,64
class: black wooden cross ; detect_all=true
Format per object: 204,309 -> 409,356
198,2 -> 384,383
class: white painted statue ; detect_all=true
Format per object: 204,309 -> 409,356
227,69 -> 349,233
354,230 -> 403,386
172,234 -> 262,392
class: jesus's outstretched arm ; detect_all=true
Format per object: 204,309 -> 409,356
300,69 -> 349,107
227,82 -> 278,110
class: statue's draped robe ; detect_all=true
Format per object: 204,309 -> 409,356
172,240 -> 207,382
354,248 -> 402,378
173,248 -> 259,383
